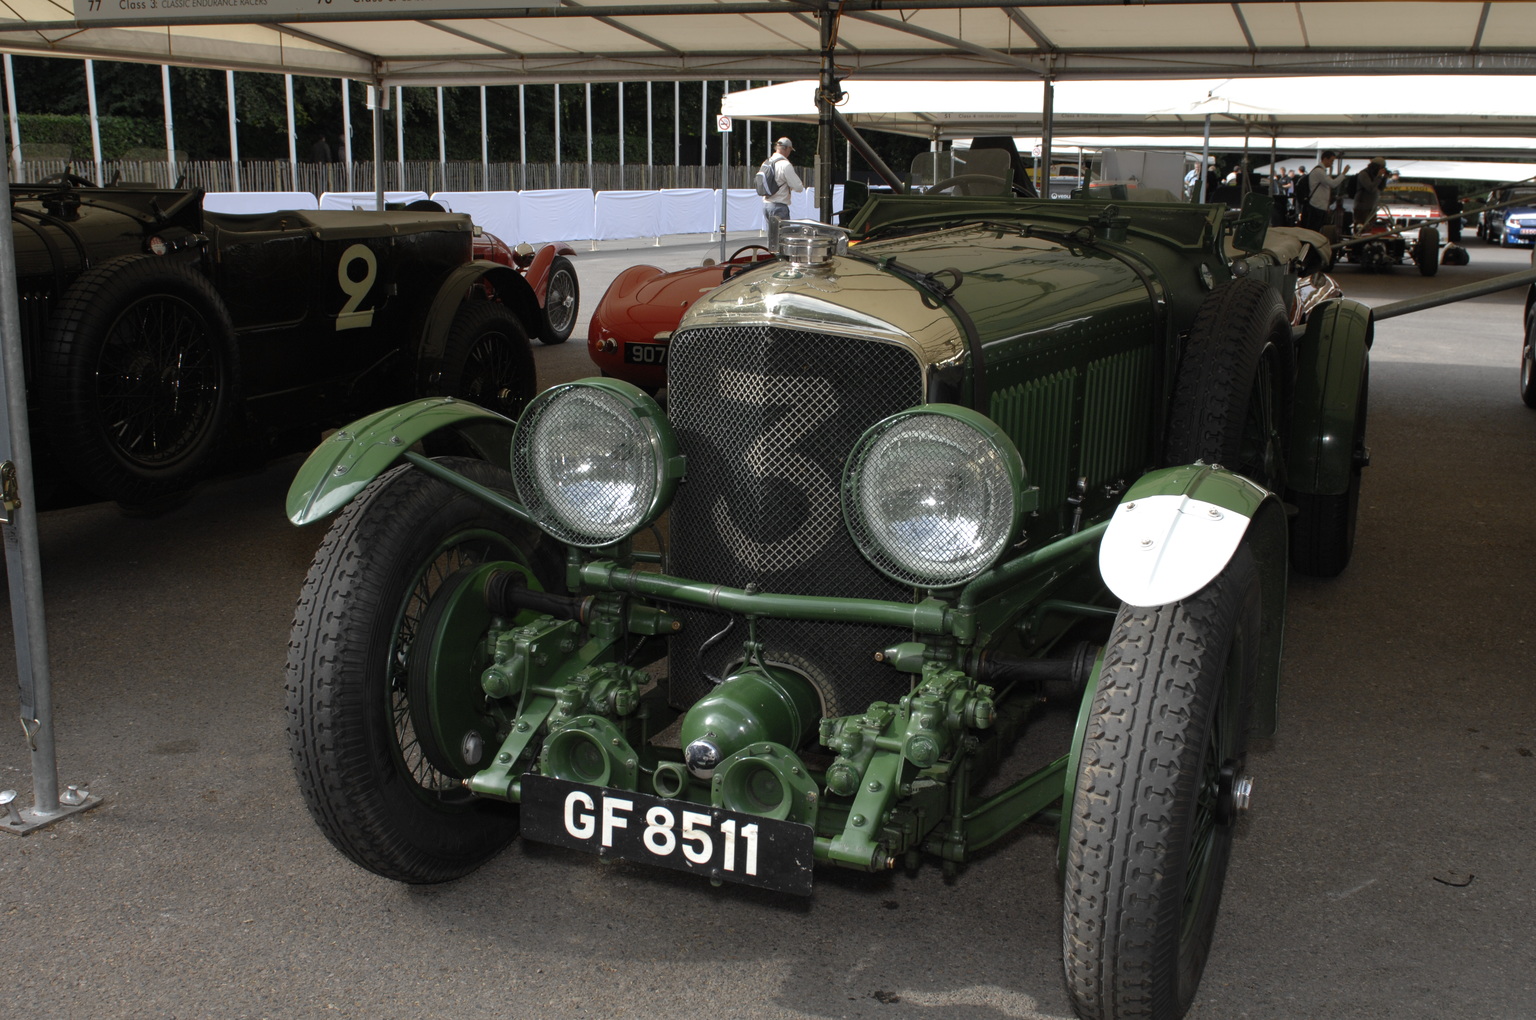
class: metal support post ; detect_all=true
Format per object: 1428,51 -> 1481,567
1040,77 -> 1055,195
162,65 -> 177,185
817,13 -> 835,223
87,61 -> 105,185
371,79 -> 385,211
0,155 -> 101,838
225,69 -> 240,192
341,78 -> 353,191
285,73 -> 297,192
3,56 -> 19,183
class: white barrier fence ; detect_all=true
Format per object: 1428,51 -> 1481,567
203,186 -> 846,244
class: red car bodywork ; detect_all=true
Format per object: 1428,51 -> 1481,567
475,230 -> 577,306
588,247 -> 774,391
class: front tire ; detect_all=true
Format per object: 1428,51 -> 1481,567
40,254 -> 239,504
1063,545 -> 1261,1020
539,255 -> 580,344
285,458 -> 560,883
434,300 -> 536,420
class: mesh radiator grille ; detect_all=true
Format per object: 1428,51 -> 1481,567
666,325 -> 925,715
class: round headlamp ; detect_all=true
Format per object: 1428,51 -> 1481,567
842,405 -> 1027,588
511,379 -> 681,547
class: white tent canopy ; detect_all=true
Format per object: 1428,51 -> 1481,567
722,76 -> 1536,144
4,2 -> 1536,84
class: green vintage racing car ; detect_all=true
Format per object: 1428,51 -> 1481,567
282,173 -> 1371,1020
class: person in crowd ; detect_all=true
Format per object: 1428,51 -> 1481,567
309,135 -> 333,163
1300,150 -> 1351,231
761,136 -> 804,236
1354,157 -> 1390,228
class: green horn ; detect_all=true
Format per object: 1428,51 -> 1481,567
679,666 -> 822,780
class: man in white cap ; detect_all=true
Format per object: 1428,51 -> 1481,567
762,137 -> 805,236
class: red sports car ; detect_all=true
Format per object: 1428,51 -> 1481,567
588,244 -> 775,391
474,230 -> 581,344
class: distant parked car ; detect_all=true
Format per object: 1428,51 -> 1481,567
1339,183 -> 1441,276
588,244 -> 775,392
11,176 -> 553,505
1479,185 -> 1536,247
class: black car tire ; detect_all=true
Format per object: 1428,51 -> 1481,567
539,255 -> 580,345
40,254 -> 239,505
435,299 -> 537,421
285,457 -> 562,884
1164,277 -> 1290,494
1521,305 -> 1536,410
1063,543 -> 1259,1020
1415,226 -> 1440,277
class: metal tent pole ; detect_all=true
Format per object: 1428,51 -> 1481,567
285,74 -> 298,192
518,84 -> 526,190
341,78 -> 353,192
436,86 -> 446,193
371,79 -> 385,211
646,82 -> 653,191
395,86 -> 405,194
0,155 -> 101,837
226,70 -> 241,192
87,61 -> 105,186
816,14 -> 834,223
585,82 -> 593,190
1200,114 -> 1212,203
3,56 -> 20,183
618,82 -> 625,187
479,86 -> 488,191
162,66 -> 178,185
554,83 -> 562,188
1040,77 -> 1055,195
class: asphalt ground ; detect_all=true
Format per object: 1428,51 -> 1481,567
2,233 -> 1534,1020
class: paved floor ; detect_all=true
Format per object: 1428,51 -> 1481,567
2,236 -> 1534,1020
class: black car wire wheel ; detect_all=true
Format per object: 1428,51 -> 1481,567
539,255 -> 579,344
41,254 -> 238,503
286,458 -> 561,883
435,300 -> 536,421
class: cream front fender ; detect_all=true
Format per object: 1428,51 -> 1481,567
1098,464 -> 1275,608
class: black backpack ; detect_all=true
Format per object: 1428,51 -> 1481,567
754,157 -> 780,197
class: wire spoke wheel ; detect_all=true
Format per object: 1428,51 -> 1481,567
96,293 -> 222,468
539,255 -> 580,344
386,530 -> 513,795
286,457 -> 561,883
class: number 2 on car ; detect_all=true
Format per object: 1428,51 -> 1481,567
335,243 -> 378,330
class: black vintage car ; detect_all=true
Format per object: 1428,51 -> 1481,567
10,176 -> 553,506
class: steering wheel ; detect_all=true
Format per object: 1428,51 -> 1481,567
926,173 -> 1010,196
728,244 -> 774,262
36,172 -> 97,189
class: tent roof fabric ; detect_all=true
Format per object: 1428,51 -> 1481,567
721,76 -> 1536,142
5,1 -> 1536,85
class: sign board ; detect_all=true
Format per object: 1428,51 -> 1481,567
75,0 -> 555,21
717,115 -> 732,133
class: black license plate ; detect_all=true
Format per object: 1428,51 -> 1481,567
519,774 -> 815,895
624,342 -> 668,365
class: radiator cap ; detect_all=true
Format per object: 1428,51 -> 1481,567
777,220 -> 849,266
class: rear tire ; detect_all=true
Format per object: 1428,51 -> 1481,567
1063,545 -> 1260,1020
1521,305 -> 1536,410
1164,278 -> 1290,494
40,254 -> 239,504
1414,226 -> 1439,277
285,457 -> 560,883
539,255 -> 580,345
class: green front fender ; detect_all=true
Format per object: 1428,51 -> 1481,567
1099,463 -> 1288,736
287,398 -> 518,525
1288,298 -> 1372,496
